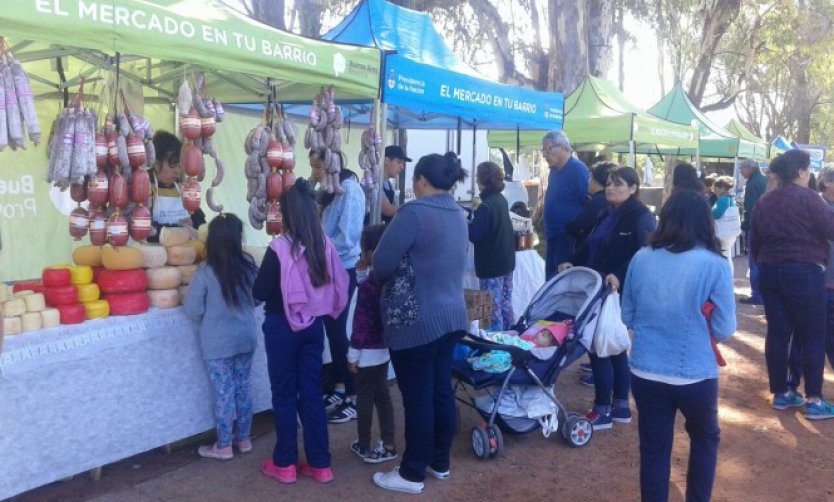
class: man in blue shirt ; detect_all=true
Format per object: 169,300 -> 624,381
541,131 -> 589,279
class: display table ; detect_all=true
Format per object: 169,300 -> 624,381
463,248 -> 547,324
0,307 -> 272,500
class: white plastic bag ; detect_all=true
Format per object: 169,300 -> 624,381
715,205 -> 742,241
593,292 -> 631,357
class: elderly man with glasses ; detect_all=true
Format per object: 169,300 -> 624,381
540,131 -> 589,279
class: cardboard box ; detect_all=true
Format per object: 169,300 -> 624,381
464,289 -> 493,328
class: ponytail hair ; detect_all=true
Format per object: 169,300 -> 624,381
414,151 -> 468,191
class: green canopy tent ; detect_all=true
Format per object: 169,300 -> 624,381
724,118 -> 769,160
487,75 -> 698,165
648,82 -> 765,161
0,0 -> 382,282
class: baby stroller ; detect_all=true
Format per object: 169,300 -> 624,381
452,267 -> 607,459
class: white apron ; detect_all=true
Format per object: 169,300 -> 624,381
152,177 -> 189,225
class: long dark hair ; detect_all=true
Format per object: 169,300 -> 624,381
281,178 -> 330,287
672,162 -> 705,194
608,166 -> 641,197
205,213 -> 258,308
650,190 -> 722,255
769,149 -> 811,183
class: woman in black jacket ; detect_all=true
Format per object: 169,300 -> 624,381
559,166 -> 656,431
567,161 -> 616,251
469,161 -> 516,330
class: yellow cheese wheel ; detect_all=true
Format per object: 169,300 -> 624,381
73,245 -> 103,267
178,265 -> 198,285
83,299 -> 110,319
24,293 -> 46,312
4,298 -> 26,317
75,283 -> 101,303
187,240 -> 206,263
102,245 -> 144,271
139,244 -> 168,269
21,312 -> 42,332
148,289 -> 180,309
69,265 -> 94,285
160,227 -> 192,247
40,308 -> 61,328
167,244 -> 197,266
4,316 -> 22,335
146,266 -> 181,290
197,223 -> 208,243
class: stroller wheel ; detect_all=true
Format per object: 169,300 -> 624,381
471,426 -> 491,460
487,424 -> 504,458
561,416 -> 593,448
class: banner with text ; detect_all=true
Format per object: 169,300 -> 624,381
382,55 -> 564,130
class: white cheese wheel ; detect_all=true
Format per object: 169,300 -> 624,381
139,244 -> 168,269
0,285 -> 7,303
41,308 -> 61,328
148,289 -> 180,309
167,244 -> 197,266
177,285 -> 189,304
160,227 -> 192,247
4,316 -> 22,335
13,289 -> 34,297
4,298 -> 26,317
178,265 -> 198,285
146,266 -> 182,290
24,293 -> 46,312
21,312 -> 42,332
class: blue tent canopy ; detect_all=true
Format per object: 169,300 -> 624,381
322,0 -> 564,131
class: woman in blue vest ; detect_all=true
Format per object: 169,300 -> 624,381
469,161 -> 516,330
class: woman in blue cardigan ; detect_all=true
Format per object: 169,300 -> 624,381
622,190 -> 736,502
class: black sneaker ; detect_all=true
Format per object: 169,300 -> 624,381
323,392 -> 345,413
327,400 -> 357,424
364,444 -> 398,464
350,440 -> 371,459
739,296 -> 763,305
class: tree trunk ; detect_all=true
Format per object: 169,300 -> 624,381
687,0 -> 742,106
250,0 -> 286,30
296,0 -> 323,37
616,1 -> 625,91
470,0 -> 527,85
587,0 -> 614,77
549,0 -> 589,93
529,0 -> 550,90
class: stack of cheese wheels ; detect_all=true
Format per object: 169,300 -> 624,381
3,283 -> 60,333
143,227 -> 194,309
42,265 -> 86,325
98,245 -> 150,316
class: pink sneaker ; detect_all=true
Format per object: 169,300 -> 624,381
197,444 -> 233,460
261,460 -> 297,484
298,462 -> 334,483
235,439 -> 253,454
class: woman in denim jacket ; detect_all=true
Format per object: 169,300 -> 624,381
622,190 -> 736,502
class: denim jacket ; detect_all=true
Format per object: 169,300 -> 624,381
622,246 -> 736,380
322,177 -> 365,269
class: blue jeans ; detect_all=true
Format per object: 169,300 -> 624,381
746,231 -> 762,302
263,313 -> 331,469
589,350 -> 630,408
760,263 -> 827,398
632,374 -> 720,502
546,234 -> 572,280
390,331 -> 461,482
323,267 -> 357,396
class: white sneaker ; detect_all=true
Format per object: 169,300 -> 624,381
426,466 -> 450,480
373,468 -> 424,494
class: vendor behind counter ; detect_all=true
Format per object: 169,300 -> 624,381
147,131 -> 204,242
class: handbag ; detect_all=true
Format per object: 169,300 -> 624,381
381,254 -> 420,329
715,205 -> 742,241
592,291 -> 631,357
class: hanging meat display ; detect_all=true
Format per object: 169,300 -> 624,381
0,38 -> 41,151
358,101 -> 383,213
177,73 -> 226,215
244,85 -> 297,234
304,86 -> 344,194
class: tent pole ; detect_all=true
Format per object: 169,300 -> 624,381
370,99 -> 387,225
629,140 -> 636,169
456,117 -> 462,155
471,121 -> 477,202
516,125 -> 520,164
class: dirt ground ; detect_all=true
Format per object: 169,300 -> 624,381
10,258 -> 834,502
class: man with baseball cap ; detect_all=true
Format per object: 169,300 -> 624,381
380,146 -> 411,223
